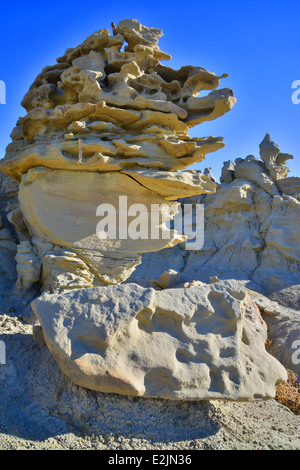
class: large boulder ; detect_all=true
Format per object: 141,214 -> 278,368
31,281 -> 287,400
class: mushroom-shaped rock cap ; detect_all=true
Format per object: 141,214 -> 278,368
0,19 -> 236,183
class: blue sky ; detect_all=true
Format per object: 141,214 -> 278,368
0,0 -> 299,180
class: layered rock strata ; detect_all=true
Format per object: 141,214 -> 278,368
0,18 -> 236,292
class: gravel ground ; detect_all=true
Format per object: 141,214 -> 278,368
0,246 -> 299,452
0,309 -> 299,451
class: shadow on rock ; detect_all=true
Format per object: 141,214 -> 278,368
0,331 -> 221,444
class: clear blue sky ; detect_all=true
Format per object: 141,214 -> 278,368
0,0 -> 299,180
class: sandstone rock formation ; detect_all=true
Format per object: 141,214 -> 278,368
256,296 -> 300,378
0,18 -> 236,292
0,176 -> 19,284
182,136 -> 300,293
31,280 -> 287,400
131,135 -> 300,295
0,20 -> 297,404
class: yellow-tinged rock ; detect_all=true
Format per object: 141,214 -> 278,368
122,169 -> 216,200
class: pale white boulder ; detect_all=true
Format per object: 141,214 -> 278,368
31,282 -> 287,400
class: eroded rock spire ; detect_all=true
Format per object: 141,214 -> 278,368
0,19 -> 236,289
